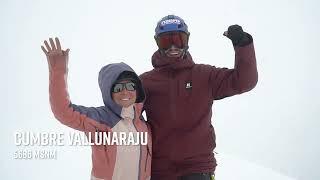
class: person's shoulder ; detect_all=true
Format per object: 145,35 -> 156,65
192,63 -> 217,73
139,69 -> 157,80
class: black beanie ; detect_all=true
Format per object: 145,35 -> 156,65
113,71 -> 145,103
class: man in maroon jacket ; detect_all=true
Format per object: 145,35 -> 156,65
140,15 -> 258,180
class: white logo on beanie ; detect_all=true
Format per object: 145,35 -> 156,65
161,19 -> 181,26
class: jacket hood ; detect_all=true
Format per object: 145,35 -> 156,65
151,50 -> 195,70
97,62 -> 145,125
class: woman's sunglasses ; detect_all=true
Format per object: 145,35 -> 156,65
112,82 -> 136,93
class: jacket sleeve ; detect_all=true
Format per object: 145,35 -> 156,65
49,67 -> 98,132
210,40 -> 258,100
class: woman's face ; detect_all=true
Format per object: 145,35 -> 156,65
112,80 -> 137,108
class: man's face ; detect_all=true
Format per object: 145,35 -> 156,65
156,31 -> 188,58
112,80 -> 137,108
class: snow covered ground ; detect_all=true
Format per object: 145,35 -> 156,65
215,153 -> 295,180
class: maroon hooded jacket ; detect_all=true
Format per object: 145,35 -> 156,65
140,41 -> 258,178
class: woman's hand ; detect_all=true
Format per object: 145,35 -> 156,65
41,37 -> 70,71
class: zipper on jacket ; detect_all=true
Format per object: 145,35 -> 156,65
169,70 -> 177,124
168,70 -> 178,160
133,122 -> 141,180
145,150 -> 148,172
145,145 -> 151,172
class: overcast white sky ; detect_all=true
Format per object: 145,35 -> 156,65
1,0 -> 319,179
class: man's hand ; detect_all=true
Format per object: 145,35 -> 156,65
41,37 -> 70,71
223,25 -> 252,47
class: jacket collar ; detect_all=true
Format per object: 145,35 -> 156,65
151,50 -> 195,70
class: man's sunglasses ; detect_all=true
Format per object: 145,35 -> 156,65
156,32 -> 188,50
112,82 -> 136,93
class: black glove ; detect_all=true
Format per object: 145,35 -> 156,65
224,25 -> 252,47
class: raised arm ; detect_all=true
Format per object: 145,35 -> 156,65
41,37 -> 98,132
211,25 -> 258,100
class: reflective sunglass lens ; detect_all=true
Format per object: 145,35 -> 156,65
113,84 -> 124,93
125,82 -> 136,91
113,82 -> 136,93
